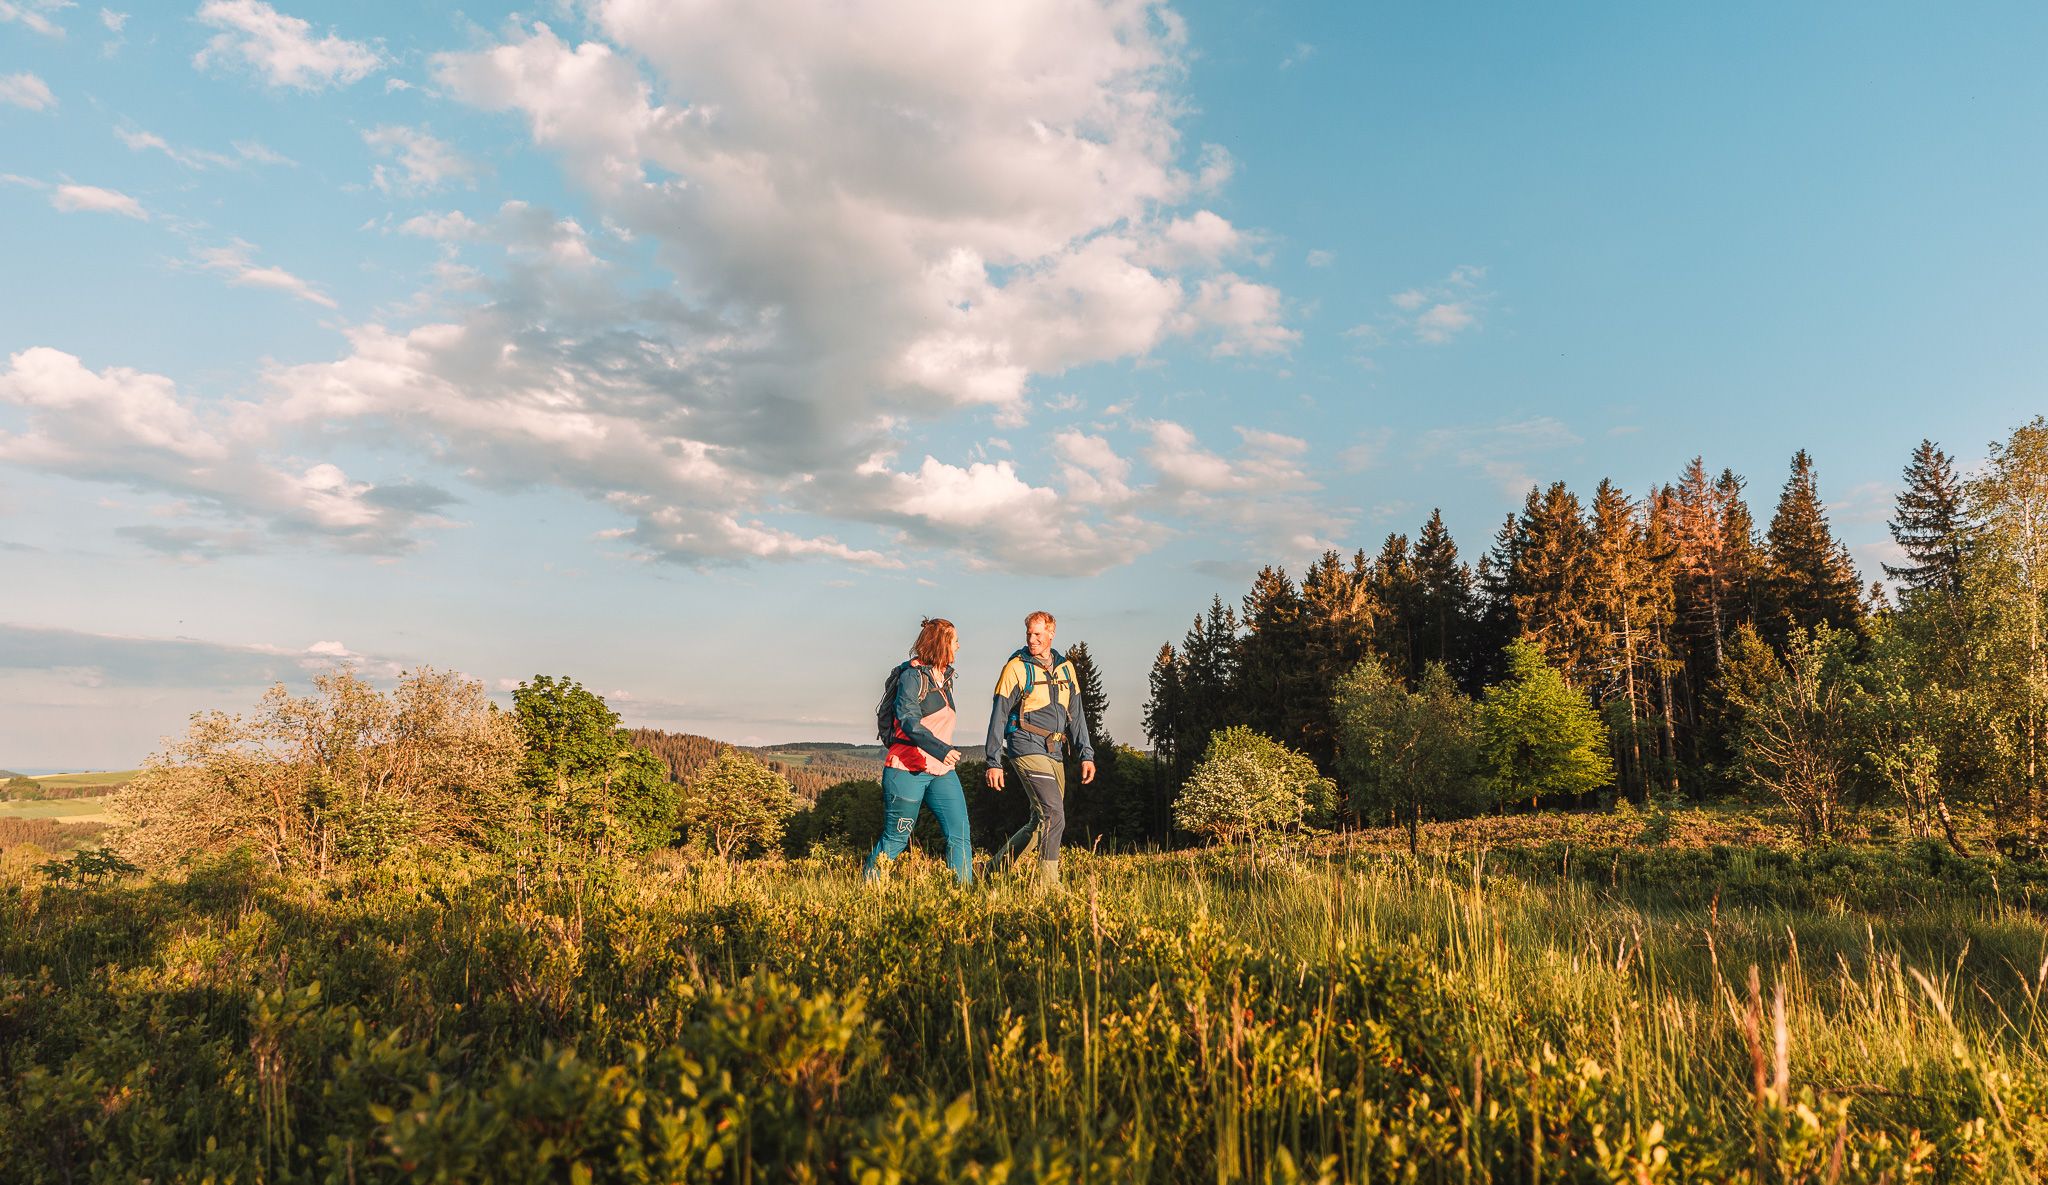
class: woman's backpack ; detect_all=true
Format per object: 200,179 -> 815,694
874,661 -> 933,743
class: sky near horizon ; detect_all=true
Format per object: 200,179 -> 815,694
2,1 -> 2044,770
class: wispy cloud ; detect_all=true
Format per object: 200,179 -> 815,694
363,124 -> 474,195
116,126 -> 293,170
396,210 -> 482,240
51,184 -> 147,219
1280,42 -> 1315,70
1417,414 -> 1582,497
0,71 -> 55,110
232,140 -> 293,166
193,0 -> 382,90
1351,264 -> 1493,348
0,347 -> 452,557
0,1 -> 68,39
191,239 -> 336,307
0,622 -> 410,685
117,127 -> 231,169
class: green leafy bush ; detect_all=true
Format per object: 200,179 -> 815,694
683,750 -> 802,859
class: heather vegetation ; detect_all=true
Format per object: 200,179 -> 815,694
4,422 -> 2048,1181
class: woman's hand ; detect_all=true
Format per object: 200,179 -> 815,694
944,749 -> 961,765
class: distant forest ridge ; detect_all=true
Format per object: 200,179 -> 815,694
627,729 -> 987,800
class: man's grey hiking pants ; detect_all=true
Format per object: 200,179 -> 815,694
996,752 -> 1065,872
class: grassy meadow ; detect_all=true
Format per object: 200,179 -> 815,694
3,812 -> 2044,1182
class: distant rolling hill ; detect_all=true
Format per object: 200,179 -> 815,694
1,769 -> 141,800
629,731 -> 986,799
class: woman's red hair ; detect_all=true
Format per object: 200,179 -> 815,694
911,617 -> 956,670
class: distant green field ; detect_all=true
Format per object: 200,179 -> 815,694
0,796 -> 114,821
28,770 -> 140,789
754,743 -> 884,766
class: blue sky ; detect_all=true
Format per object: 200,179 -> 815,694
3,1 -> 2043,769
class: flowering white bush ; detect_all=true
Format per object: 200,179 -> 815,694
1172,748 -> 1305,844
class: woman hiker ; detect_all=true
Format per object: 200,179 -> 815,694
865,617 -> 975,885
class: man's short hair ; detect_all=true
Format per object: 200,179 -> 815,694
1025,610 -> 1056,631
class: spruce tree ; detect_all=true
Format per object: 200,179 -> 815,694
1763,450 -> 1863,642
1143,642 -> 1185,825
1368,533 -> 1419,683
1884,439 -> 1970,604
1235,565 -> 1310,748
1176,596 -> 1241,767
1512,481 -> 1600,688
1062,640 -> 1121,841
1472,513 -> 1525,690
1411,509 -> 1477,688
1586,479 -> 1672,801
1298,549 -> 1378,770
1716,467 -> 1765,634
1064,641 -> 1113,758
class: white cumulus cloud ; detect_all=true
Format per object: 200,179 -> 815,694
5,0 -> 1329,577
0,348 -> 452,556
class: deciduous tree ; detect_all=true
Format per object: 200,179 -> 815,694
684,750 -> 801,860
1477,641 -> 1613,807
1728,626 -> 1859,844
1333,659 -> 1485,852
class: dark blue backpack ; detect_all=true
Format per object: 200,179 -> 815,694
875,661 -> 932,743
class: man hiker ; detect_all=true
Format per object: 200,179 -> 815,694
984,610 -> 1094,885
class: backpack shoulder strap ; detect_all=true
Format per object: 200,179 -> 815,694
1011,649 -> 1036,696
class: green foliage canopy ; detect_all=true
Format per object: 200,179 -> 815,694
683,749 -> 802,859
1477,641 -> 1613,806
1334,659 -> 1487,851
511,675 -> 679,856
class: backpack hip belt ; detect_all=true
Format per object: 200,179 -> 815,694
1011,717 -> 1066,753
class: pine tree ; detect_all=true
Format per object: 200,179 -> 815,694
1512,481 -> 1600,688
1175,596 -> 1241,769
1367,534 -> 1419,683
1586,479 -> 1673,802
1763,450 -> 1863,642
1142,642 -> 1184,831
1411,509 -> 1477,688
1884,439 -> 1970,604
1716,468 -> 1765,635
1297,549 -> 1378,769
1235,565 -> 1310,748
1472,514 -> 1524,690
1065,641 -> 1113,758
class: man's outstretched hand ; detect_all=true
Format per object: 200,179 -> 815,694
986,766 -> 1005,790
1080,760 -> 1096,785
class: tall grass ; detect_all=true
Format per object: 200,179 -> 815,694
1,838 -> 2042,1181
